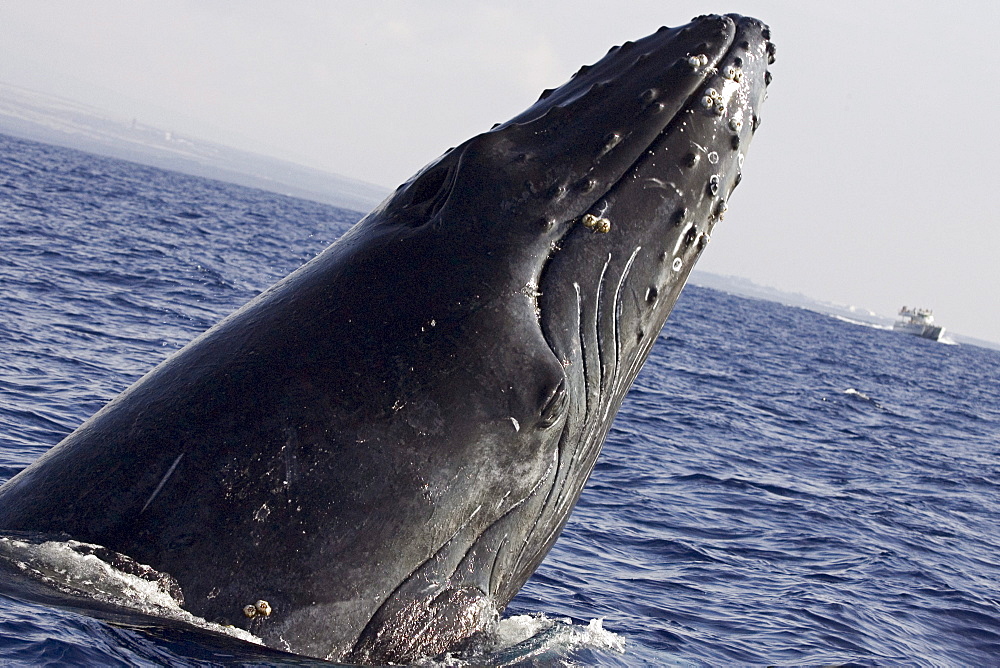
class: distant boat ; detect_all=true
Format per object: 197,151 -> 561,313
893,306 -> 945,341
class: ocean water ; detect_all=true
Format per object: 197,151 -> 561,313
1,131 -> 999,666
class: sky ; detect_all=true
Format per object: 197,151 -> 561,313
1,1 -> 998,344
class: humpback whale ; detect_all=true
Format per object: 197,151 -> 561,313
0,14 -> 774,663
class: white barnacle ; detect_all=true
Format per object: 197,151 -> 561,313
521,281 -> 541,299
255,600 -> 272,617
672,257 -> 683,272
243,604 -> 258,619
701,95 -> 714,109
723,65 -> 738,79
688,54 -> 708,68
729,118 -> 743,132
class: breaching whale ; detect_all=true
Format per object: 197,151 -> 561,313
0,13 -> 774,664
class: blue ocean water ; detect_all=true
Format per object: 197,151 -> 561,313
1,131 -> 998,666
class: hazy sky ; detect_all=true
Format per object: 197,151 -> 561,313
1,1 -> 998,343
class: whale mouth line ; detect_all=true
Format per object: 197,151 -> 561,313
529,245 -> 644,547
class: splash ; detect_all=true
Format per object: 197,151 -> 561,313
419,613 -> 626,667
0,533 -> 261,645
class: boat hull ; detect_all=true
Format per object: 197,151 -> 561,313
893,322 -> 944,340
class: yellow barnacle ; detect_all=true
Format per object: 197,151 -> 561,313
581,213 -> 611,233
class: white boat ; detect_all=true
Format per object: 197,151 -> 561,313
893,306 -> 945,341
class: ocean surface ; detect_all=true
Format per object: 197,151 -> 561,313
1,131 -> 998,667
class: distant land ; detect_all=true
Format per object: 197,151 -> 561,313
2,81 -> 994,352
690,271 -> 1000,352
0,81 -> 388,214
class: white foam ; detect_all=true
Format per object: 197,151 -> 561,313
419,613 -> 625,666
831,314 -> 892,330
500,614 -> 624,653
0,535 -> 261,645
